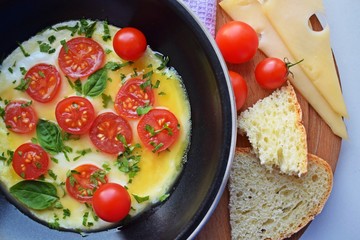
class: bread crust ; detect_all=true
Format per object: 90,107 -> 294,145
229,147 -> 333,240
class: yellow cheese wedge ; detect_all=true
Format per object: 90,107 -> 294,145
219,0 -> 347,138
262,0 -> 348,118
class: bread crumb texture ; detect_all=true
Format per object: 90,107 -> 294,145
229,148 -> 333,240
238,83 -> 307,176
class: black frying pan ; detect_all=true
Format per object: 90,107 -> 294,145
0,0 -> 236,239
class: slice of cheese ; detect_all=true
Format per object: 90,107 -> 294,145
219,0 -> 347,138
262,0 -> 348,118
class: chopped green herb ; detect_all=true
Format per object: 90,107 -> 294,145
48,35 -> 56,44
105,48 -> 112,54
49,214 -> 60,229
50,157 -> 59,164
102,162 -> 111,171
35,162 -> 42,169
20,100 -> 32,108
132,194 -> 149,203
38,41 -> 53,53
63,208 -> 71,219
66,170 -> 80,187
131,68 -> 138,77
67,77 -> 82,95
73,148 -> 92,161
150,142 -> 164,153
142,70 -> 153,80
53,201 -> 63,209
48,169 -> 57,181
55,22 -> 79,36
139,79 -> 151,90
0,106 -> 5,120
101,93 -> 113,108
17,42 -> 30,57
104,61 -> 132,71
78,19 -> 97,38
115,135 -> 142,182
60,39 -> 69,54
62,131 -> 81,141
145,123 -> 173,137
20,67 -> 27,75
102,20 -> 111,41
153,80 -> 160,89
155,53 -> 169,70
82,211 -> 89,226
8,67 -> 13,74
89,170 -> 107,187
2,150 -> 14,165
120,73 -> 126,83
136,105 -> 152,116
159,193 -> 170,202
158,91 -> 166,96
14,78 -> 30,91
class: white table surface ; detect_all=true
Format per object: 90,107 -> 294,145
302,1 -> 360,239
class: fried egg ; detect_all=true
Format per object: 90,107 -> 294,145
0,20 -> 191,231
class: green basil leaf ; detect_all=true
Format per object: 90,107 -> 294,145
82,68 -> 108,97
36,119 -> 63,155
10,180 -> 59,210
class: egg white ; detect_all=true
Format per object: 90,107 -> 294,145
0,20 -> 191,231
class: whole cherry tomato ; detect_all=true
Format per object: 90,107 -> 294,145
216,21 -> 258,64
228,71 -> 248,111
113,27 -> 147,61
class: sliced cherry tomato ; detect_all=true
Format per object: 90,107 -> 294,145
24,63 -> 61,103
92,183 -> 131,222
215,21 -> 259,64
58,37 -> 105,79
229,71 -> 248,111
114,78 -> 154,119
113,27 -> 147,61
55,96 -> 95,134
66,164 -> 108,203
4,100 -> 38,134
255,57 -> 292,89
137,109 -> 180,152
12,143 -> 49,179
89,112 -> 133,154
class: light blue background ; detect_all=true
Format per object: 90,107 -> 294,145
302,1 -> 360,239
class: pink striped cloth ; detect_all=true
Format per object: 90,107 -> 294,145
181,0 -> 217,36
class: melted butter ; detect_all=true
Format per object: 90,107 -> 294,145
0,20 -> 191,231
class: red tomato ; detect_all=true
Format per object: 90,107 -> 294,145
55,96 -> 95,134
25,63 -> 61,103
89,112 -> 133,154
137,109 -> 180,152
255,57 -> 288,89
113,27 -> 147,61
228,71 -> 248,111
12,143 -> 49,179
215,21 -> 259,64
58,37 -> 105,79
92,183 -> 131,222
66,164 -> 108,203
114,78 -> 154,119
4,100 -> 38,134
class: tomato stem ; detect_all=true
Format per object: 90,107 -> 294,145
284,58 -> 304,69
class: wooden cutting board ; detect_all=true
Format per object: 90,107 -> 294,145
196,1 -> 342,239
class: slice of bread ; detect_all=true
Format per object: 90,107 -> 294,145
229,148 -> 333,240
238,83 -> 307,176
